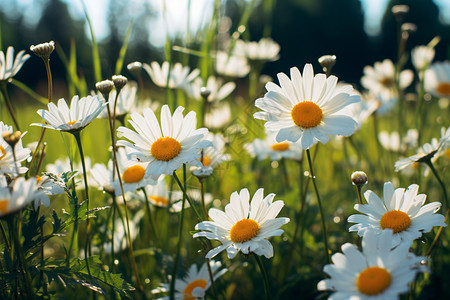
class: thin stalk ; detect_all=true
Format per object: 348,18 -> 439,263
355,185 -> 364,205
170,165 -> 188,300
253,253 -> 270,300
141,188 -> 159,245
172,171 -> 203,222
426,209 -> 449,256
205,258 -> 218,299
306,148 -> 330,264
425,160 -> 448,209
199,178 -> 208,220
0,83 -> 20,131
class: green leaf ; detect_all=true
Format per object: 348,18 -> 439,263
81,0 -> 102,83
114,22 -> 133,75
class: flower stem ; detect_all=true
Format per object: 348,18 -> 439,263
173,171 -> 204,222
170,165 -> 188,300
0,83 -> 21,132
425,160 -> 449,209
253,253 -> 270,300
205,258 -> 218,299
306,148 -> 330,264
141,188 -> 159,245
355,185 -> 364,205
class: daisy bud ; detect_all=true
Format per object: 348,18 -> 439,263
200,87 -> 211,99
127,61 -> 143,73
112,75 -> 128,91
318,55 -> 336,70
96,80 -> 114,95
30,41 -> 55,60
351,171 -> 368,187
391,5 -> 409,17
2,131 -> 22,148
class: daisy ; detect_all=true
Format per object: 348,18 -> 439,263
90,161 -> 115,194
348,182 -> 446,247
117,105 -> 210,181
153,260 -> 227,300
0,176 -> 47,217
234,38 -> 280,62
34,173 -> 65,209
45,156 -> 91,189
32,95 -> 106,132
424,61 -> 450,98
192,133 -> 231,177
254,64 -> 360,149
361,59 -> 413,99
185,76 -> 235,103
378,129 -> 418,153
97,81 -> 138,119
204,103 -> 232,130
215,51 -> 250,78
171,189 -> 214,213
0,46 -> 30,81
411,45 -> 435,71
317,229 -> 426,299
129,175 -> 173,208
194,188 -> 290,259
394,127 -> 449,172
0,122 -> 31,176
142,61 -> 200,89
245,131 -> 303,161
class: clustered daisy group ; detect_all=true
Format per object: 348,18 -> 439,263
0,17 -> 449,299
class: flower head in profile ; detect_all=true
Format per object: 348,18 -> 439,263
245,131 -> 303,161
153,260 -> 227,300
32,95 -> 106,132
0,176 -> 47,217
143,61 -> 199,89
379,129 -> 418,153
318,229 -> 427,299
254,64 -> 360,149
192,133 -> 231,178
348,182 -> 446,247
424,61 -> 450,98
194,188 -> 290,259
411,45 -> 435,71
117,105 -> 210,181
361,59 -> 413,99
34,174 -> 65,209
394,126 -> 449,172
215,51 -> 250,78
0,122 -> 31,176
234,38 -> 280,62
0,46 -> 30,81
185,76 -> 235,103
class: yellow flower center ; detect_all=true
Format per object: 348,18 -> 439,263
380,77 -> 394,88
412,162 -> 419,170
36,175 -> 43,184
183,279 -> 207,300
291,101 -> 323,128
150,137 -> 182,161
199,155 -> 212,166
122,165 -> 146,183
380,210 -> 411,233
356,266 -> 392,295
229,218 -> 260,243
436,82 -> 450,96
271,142 -> 289,151
67,120 -> 77,126
150,195 -> 169,207
0,200 -> 9,213
0,146 -> 6,160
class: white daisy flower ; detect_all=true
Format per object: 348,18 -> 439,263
204,103 -> 232,130
185,76 -> 235,103
347,96 -> 378,131
234,38 -> 280,62
129,175 -> 173,208
424,61 -> 450,98
142,61 -> 200,89
34,174 -> 65,209
318,229 -> 427,299
117,105 -> 210,181
171,189 -> 214,213
90,161 -> 115,194
97,81 -> 138,119
215,51 -> 250,78
361,59 -> 414,99
32,95 -> 106,132
394,127 -> 449,172
0,177 -> 47,217
0,122 -> 31,176
348,182 -> 446,247
245,131 -> 303,161
254,64 -> 360,149
45,156 -> 91,189
194,188 -> 290,259
153,260 -> 227,300
193,133 -> 230,172
378,129 -> 418,153
411,45 -> 435,71
0,46 -> 30,81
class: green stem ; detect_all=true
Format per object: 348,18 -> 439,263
199,178 -> 208,220
0,83 -> 20,131
426,209 -> 449,256
173,171 -> 203,222
170,165 -> 188,300
425,160 -> 448,208
356,186 -> 364,205
306,148 -> 330,264
253,253 -> 270,300
205,258 -> 218,299
141,188 -> 159,245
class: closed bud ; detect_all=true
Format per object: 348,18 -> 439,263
30,41 -> 55,60
351,171 -> 368,187
112,75 -> 128,91
96,80 -> 114,95
318,55 -> 337,70
2,131 -> 22,148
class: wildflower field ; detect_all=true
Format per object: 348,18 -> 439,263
0,0 -> 449,299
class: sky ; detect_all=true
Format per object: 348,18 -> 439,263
7,0 -> 450,47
